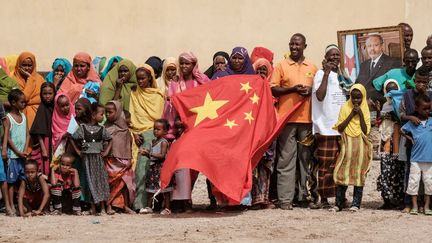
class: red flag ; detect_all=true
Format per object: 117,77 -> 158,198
160,75 -> 304,204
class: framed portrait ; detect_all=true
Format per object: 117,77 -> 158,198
337,26 -> 404,82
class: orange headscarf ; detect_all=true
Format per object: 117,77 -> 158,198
11,52 -> 45,128
252,58 -> 273,81
59,52 -> 101,104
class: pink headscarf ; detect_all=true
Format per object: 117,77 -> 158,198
59,52 -> 101,104
253,58 -> 273,81
52,92 -> 75,150
178,52 -> 209,85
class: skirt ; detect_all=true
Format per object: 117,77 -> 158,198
146,163 -> 173,194
377,153 -> 404,203
315,135 -> 340,198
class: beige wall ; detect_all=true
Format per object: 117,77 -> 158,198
0,0 -> 429,71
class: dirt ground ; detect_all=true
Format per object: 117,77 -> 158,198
0,161 -> 431,243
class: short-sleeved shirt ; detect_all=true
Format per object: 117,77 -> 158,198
270,58 -> 318,123
401,118 -> 432,162
372,68 -> 414,92
72,124 -> 111,154
312,70 -> 347,135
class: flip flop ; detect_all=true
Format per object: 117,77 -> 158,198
410,208 -> 418,215
425,209 -> 432,216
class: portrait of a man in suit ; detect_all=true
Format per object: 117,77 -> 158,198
356,34 -> 401,103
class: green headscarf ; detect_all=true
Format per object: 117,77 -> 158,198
0,67 -> 19,103
99,59 -> 137,110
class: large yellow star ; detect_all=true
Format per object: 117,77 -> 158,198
224,119 -> 238,129
250,93 -> 260,104
240,82 -> 252,94
244,111 -> 254,124
189,92 -> 228,126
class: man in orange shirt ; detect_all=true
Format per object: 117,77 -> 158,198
271,33 -> 318,210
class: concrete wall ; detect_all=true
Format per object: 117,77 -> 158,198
0,0 -> 429,71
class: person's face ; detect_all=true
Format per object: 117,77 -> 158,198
73,60 -> 90,79
403,52 -> 419,73
118,65 -> 131,81
415,74 -> 429,93
59,157 -> 73,174
41,86 -> 55,104
421,49 -> 432,69
153,122 -> 167,138
213,56 -> 227,71
20,58 -> 33,77
94,107 -> 105,123
75,103 -> 85,118
416,100 -> 431,119
402,25 -> 413,49
24,164 -> 38,182
136,69 -> 151,89
166,65 -> 177,80
54,65 -> 65,79
350,89 -> 363,106
385,82 -> 398,93
289,36 -> 306,61
366,36 -> 384,60
12,95 -> 26,111
57,95 -> 70,116
174,120 -> 184,137
179,57 -> 194,76
125,115 -> 132,128
256,65 -> 268,79
230,53 -> 245,72
325,48 -> 341,66
105,104 -> 117,123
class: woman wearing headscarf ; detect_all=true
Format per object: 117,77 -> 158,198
105,100 -> 136,214
204,51 -> 229,79
100,56 -> 122,81
251,46 -> 274,64
129,64 -> 164,211
11,52 -> 46,128
99,59 -> 137,110
45,58 -> 72,91
212,47 -> 255,79
59,52 -> 101,104
157,57 -> 178,96
253,58 -> 273,81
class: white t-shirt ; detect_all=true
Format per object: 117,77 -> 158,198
312,70 -> 347,136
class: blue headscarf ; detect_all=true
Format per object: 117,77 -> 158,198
92,56 -> 107,75
45,58 -> 72,84
100,56 -> 122,81
80,81 -> 100,104
211,47 -> 255,79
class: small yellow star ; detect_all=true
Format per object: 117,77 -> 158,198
244,111 -> 254,124
250,93 -> 260,104
224,119 -> 238,129
240,82 -> 252,94
189,92 -> 229,127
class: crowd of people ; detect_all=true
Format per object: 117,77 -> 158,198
0,22 -> 432,217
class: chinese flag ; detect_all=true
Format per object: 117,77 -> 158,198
160,75 -> 304,204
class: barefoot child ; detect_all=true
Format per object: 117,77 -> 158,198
18,160 -> 50,217
4,89 -> 30,215
401,94 -> 432,215
50,153 -> 81,215
331,84 -> 372,212
104,101 -> 136,214
70,104 -> 112,215
0,102 -> 14,215
139,119 -> 172,215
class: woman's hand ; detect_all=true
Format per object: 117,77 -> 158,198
54,73 -> 63,84
85,89 -> 97,98
133,133 -> 143,146
19,68 -> 31,78
116,77 -> 126,89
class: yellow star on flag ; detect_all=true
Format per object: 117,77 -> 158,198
189,92 -> 228,126
240,82 -> 252,94
244,111 -> 254,124
224,119 -> 238,129
250,93 -> 260,104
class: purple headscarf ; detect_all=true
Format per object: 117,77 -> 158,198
211,47 -> 255,79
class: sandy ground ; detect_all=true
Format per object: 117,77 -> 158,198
0,161 -> 431,243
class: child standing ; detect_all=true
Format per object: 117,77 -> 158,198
331,84 -> 372,212
71,104 -> 112,215
104,101 -> 136,214
0,101 -> 14,216
4,89 -> 30,215
401,94 -> 432,215
30,82 -> 56,175
139,119 -> 172,215
50,153 -> 81,215
17,160 -> 50,217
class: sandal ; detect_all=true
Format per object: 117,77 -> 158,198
410,208 -> 418,215
160,208 -> 171,215
139,207 -> 153,214
106,210 -> 116,215
328,206 -> 340,212
349,206 -> 359,212
50,210 -> 62,216
425,209 -> 432,216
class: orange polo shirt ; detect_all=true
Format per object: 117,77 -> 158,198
270,58 -> 318,123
